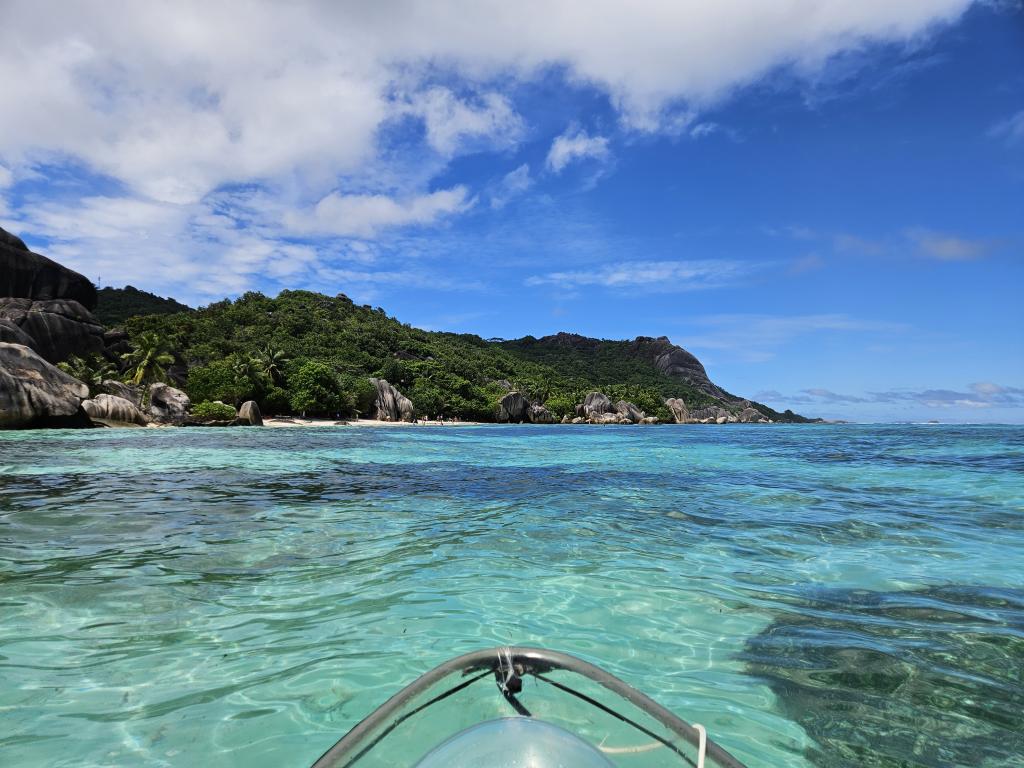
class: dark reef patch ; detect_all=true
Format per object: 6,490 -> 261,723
742,584 -> 1024,767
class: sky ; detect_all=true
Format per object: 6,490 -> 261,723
1,0 -> 1022,422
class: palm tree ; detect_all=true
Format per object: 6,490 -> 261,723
58,355 -> 117,395
121,332 -> 175,385
232,354 -> 264,387
255,345 -> 288,385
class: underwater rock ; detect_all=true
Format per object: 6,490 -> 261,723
742,584 -> 1024,767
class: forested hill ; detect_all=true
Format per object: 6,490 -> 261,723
121,289 -> 810,422
95,285 -> 192,326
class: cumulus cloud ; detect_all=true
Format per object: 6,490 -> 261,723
905,228 -> 991,261
525,259 -> 751,290
406,87 -> 524,156
546,129 -> 611,172
286,187 -> 473,238
0,0 -> 976,294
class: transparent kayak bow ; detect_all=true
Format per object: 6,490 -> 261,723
311,646 -> 747,768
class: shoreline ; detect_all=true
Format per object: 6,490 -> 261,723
262,417 -> 484,428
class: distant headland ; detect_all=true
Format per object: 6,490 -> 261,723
0,226 -> 818,430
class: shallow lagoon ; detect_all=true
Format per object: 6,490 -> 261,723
1,424 -> 1021,766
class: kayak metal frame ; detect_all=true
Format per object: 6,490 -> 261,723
311,646 -> 747,768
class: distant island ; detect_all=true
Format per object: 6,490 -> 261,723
0,226 -> 817,429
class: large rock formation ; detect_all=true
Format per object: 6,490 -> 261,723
614,400 -> 645,424
0,343 -> 90,429
527,403 -> 556,424
98,379 -> 142,407
147,383 -> 191,425
664,398 -> 689,424
0,227 -> 97,309
369,377 -> 415,422
81,393 -> 149,427
237,400 -> 263,426
0,298 -> 105,363
629,336 -> 728,399
497,391 -> 530,422
581,391 -> 615,419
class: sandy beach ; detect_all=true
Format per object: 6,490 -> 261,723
262,417 -> 483,428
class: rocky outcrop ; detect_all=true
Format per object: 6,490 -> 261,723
630,336 -> 728,400
0,298 -> 105,363
664,398 -> 689,424
0,227 -> 97,309
99,379 -> 142,407
527,404 -> 556,424
581,391 -> 615,419
82,393 -> 148,427
238,400 -> 263,426
147,383 -> 191,425
614,400 -> 645,424
0,318 -> 37,348
497,391 -> 530,423
369,377 -> 414,422
0,343 -> 90,429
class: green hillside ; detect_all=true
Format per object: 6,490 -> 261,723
95,285 -> 192,326
117,289 -> 805,421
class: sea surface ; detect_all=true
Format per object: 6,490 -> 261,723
1,424 -> 1022,767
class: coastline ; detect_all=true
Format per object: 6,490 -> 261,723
262,417 -> 484,428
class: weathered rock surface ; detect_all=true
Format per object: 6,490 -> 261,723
148,383 -> 191,425
581,391 -> 615,419
689,405 -> 731,423
0,343 -> 90,429
99,379 -> 142,407
0,298 -> 105,363
0,227 -> 97,309
640,416 -> 660,424
614,400 -> 645,424
664,398 -> 689,424
82,393 -> 148,427
561,415 -> 571,424
629,336 -> 728,400
238,400 -> 263,426
370,377 -> 415,422
497,391 -> 530,423
527,404 -> 556,424
0,318 -> 37,349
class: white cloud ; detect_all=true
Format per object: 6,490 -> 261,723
0,0 -> 976,293
989,109 -> 1024,145
683,313 -> 905,362
546,129 -> 611,173
525,259 -> 751,290
288,186 -> 473,238
407,87 -> 524,156
0,165 -> 12,188
905,228 -> 990,261
490,164 -> 532,209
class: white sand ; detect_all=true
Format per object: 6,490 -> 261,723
262,417 -> 482,428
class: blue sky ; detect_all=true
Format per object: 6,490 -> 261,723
1,1 -> 1022,422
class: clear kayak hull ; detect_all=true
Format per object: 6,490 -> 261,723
311,646 -> 747,768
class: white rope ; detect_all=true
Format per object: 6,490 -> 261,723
496,646 -> 515,693
693,723 -> 707,768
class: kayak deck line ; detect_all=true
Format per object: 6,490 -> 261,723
311,646 -> 747,768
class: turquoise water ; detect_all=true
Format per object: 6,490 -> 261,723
1,424 -> 1021,767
